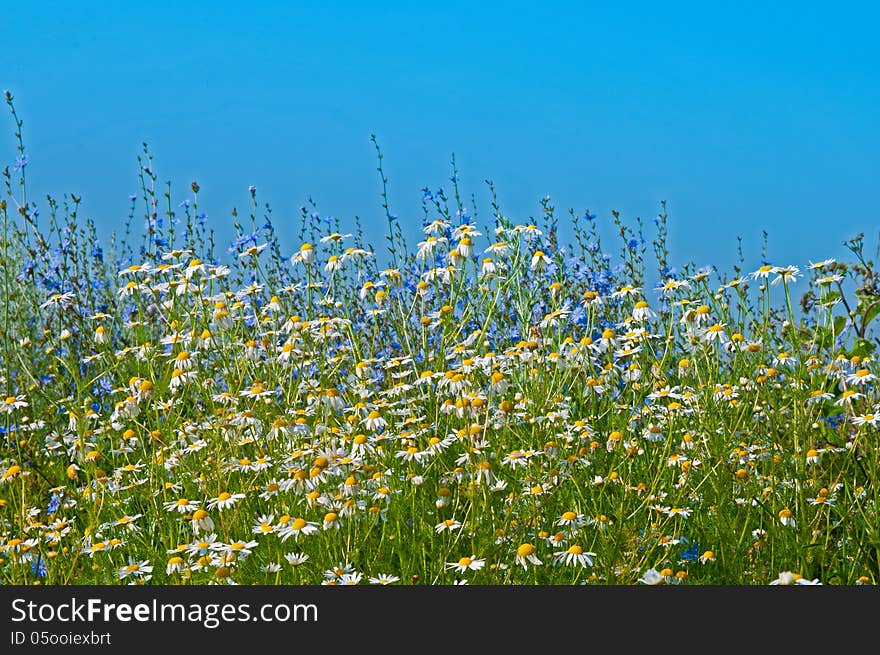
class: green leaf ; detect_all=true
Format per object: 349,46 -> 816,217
847,338 -> 876,359
862,301 -> 880,331
815,326 -> 832,350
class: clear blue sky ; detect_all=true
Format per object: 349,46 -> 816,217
3,1 -> 878,275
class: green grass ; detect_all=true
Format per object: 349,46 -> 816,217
1,92 -> 879,585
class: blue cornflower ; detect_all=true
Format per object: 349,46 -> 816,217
821,414 -> 845,429
46,492 -> 61,514
16,259 -> 35,282
570,305 -> 588,326
31,557 -> 48,578
92,377 -> 114,397
680,540 -> 700,562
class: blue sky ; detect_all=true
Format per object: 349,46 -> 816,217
3,1 -> 878,275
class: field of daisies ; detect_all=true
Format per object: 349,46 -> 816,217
1,94 -> 879,586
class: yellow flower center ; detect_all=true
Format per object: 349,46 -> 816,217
517,544 -> 536,557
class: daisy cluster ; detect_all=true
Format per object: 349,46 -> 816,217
1,142 -> 878,585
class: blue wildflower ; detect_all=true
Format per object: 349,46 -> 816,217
46,492 -> 61,514
681,540 -> 700,562
31,557 -> 48,578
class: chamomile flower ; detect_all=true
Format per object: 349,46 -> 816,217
808,258 -> 835,270
846,368 -> 876,385
320,232 -> 352,244
285,552 -> 310,567
552,545 -> 595,568
778,508 -> 796,527
514,543 -> 542,569
252,515 -> 276,536
206,491 -> 246,511
118,560 -> 153,581
166,556 -> 186,575
638,568 -> 666,585
221,540 -> 259,557
556,511 -> 586,528
834,389 -> 864,406
852,412 -> 880,427
530,250 -> 551,271
751,264 -> 778,280
2,395 -> 28,413
770,571 -> 821,585
771,265 -> 801,285
338,572 -> 363,585
456,237 -> 474,259
185,535 -> 219,557
238,243 -> 269,259
415,236 -> 443,260
322,512 -> 341,530
363,410 -> 387,432
1,464 -> 24,482
435,518 -> 463,533
323,562 -> 355,581
446,556 -> 486,573
701,323 -> 729,344
631,300 -> 656,322
191,509 -> 215,534
165,498 -> 199,514
292,243 -> 316,265
277,517 -> 320,541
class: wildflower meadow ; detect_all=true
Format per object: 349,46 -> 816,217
1,92 -> 879,586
